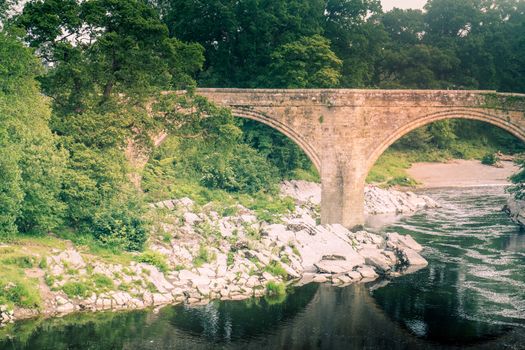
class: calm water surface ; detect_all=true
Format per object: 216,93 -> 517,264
1,186 -> 525,350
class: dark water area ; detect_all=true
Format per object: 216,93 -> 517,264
1,187 -> 525,350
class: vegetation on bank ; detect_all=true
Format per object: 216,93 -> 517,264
1,0 -> 525,255
369,120 -> 525,186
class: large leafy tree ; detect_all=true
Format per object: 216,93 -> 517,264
17,0 -> 205,249
159,0 -> 325,87
0,32 -> 65,237
267,35 -> 342,88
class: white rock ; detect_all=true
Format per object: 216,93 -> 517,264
359,247 -> 393,272
357,266 -> 378,280
312,275 -> 328,283
184,212 -> 201,225
387,232 -> 423,252
401,248 -> 428,267
56,303 -> 75,314
315,260 -> 361,274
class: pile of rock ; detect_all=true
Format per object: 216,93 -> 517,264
3,181 -> 434,323
365,186 -> 439,215
280,180 -> 439,215
0,305 -> 14,326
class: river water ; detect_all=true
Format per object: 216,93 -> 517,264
1,186 -> 525,350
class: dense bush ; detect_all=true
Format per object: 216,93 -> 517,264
199,145 -> 279,193
91,194 -> 149,252
481,153 -> 497,166
0,33 -> 65,237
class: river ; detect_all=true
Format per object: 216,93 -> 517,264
1,186 -> 524,350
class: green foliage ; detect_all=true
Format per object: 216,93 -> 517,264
265,281 -> 286,299
241,120 -> 318,181
13,0 -> 205,249
481,153 -> 498,166
0,32 -> 65,237
91,193 -> 149,252
0,279 -> 41,309
193,245 -> 216,268
135,251 -> 169,272
267,35 -> 342,88
61,282 -> 90,299
264,261 -> 288,279
1,255 -> 35,269
201,145 -> 279,193
227,252 -> 235,267
92,274 -> 114,291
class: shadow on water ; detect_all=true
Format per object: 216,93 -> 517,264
1,187 -> 525,349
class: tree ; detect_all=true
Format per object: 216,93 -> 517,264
266,35 -> 342,88
0,32 -> 65,237
159,0 -> 326,87
16,0 -> 204,248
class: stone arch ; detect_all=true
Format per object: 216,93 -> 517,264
366,109 -> 525,174
230,107 -> 321,172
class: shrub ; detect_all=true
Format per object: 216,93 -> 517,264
265,281 -> 286,298
193,245 -> 216,267
264,261 -> 288,279
92,274 -> 114,291
91,194 -> 149,252
227,252 -> 235,267
199,145 -> 279,194
0,279 -> 41,309
61,282 -> 90,298
482,153 -> 497,166
135,251 -> 169,272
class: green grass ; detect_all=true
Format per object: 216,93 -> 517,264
92,274 -> 114,291
62,282 -> 91,299
264,261 -> 288,279
227,252 -> 235,267
1,255 -> 36,269
0,276 -> 41,310
265,281 -> 286,297
135,251 -> 169,272
193,245 -> 216,268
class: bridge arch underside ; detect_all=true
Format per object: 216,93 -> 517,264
230,107 -> 321,172
366,109 -> 525,174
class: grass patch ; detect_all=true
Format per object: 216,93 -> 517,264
193,245 -> 216,268
135,251 -> 169,272
92,274 -> 114,291
1,255 -> 35,269
265,281 -> 286,297
264,261 -> 288,279
61,281 -> 91,299
0,278 -> 41,310
227,252 -> 235,267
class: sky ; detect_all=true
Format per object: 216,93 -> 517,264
381,0 -> 427,11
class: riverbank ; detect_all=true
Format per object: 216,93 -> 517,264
407,159 -> 519,188
0,183 -> 435,326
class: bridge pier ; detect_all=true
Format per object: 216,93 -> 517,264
320,156 -> 366,230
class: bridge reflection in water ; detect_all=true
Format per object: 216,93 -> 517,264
1,282 -> 521,350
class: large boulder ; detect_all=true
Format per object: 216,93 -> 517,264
314,260 -> 360,274
386,232 -> 423,252
504,197 -> 525,227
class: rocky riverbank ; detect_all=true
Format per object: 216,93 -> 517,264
504,196 -> 525,227
0,183 -> 435,326
280,180 -> 439,214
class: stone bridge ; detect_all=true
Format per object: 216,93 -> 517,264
193,89 -> 525,228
